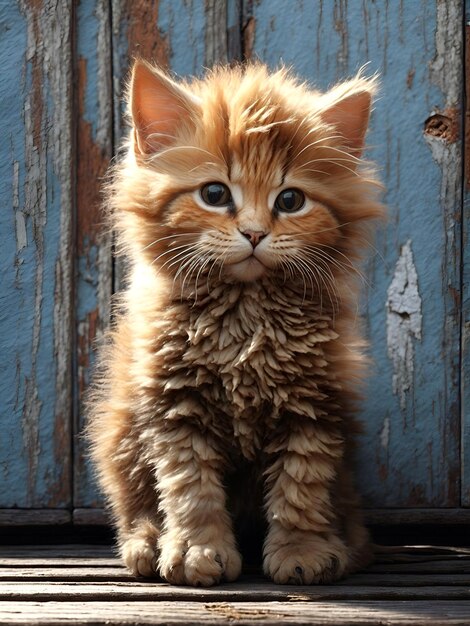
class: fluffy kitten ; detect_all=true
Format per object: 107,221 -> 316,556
87,60 -> 384,586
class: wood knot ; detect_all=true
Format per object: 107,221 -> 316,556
424,109 -> 458,143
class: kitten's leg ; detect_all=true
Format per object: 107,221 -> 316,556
154,421 -> 242,586
263,417 -> 351,584
91,415 -> 162,577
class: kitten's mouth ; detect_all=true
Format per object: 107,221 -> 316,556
226,254 -> 266,282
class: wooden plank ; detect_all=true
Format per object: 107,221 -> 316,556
0,567 -> 130,581
0,1 -> 73,508
1,581 -> 470,602
227,0 -> 242,61
365,509 -> 470,524
72,508 -> 110,525
11,556 -> 468,573
71,507 -> 470,526
2,543 -> 468,558
0,558 -> 120,568
73,0 -> 113,508
2,565 -> 470,586
0,546 -> 113,558
367,560 -> 470,574
0,510 -> 70,527
68,506 -> 470,527
242,0 -> 463,508
462,9 -> 470,505
1,600 -> 470,625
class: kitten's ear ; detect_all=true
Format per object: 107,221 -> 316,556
130,60 -> 201,155
320,77 -> 377,157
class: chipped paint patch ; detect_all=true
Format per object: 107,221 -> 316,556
120,0 -> 169,67
386,241 -> 422,410
13,161 -> 27,252
429,0 -> 461,106
380,416 -> 390,450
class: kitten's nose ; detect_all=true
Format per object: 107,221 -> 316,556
240,229 -> 267,248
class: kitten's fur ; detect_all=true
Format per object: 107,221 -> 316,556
88,61 -> 384,586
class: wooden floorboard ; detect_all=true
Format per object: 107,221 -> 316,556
1,544 -> 470,625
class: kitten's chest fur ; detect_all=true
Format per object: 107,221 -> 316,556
164,282 -> 340,459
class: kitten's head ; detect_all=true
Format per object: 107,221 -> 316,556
113,61 -> 383,297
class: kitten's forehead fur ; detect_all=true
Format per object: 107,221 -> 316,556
128,62 -> 377,183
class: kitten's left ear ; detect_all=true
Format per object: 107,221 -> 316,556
320,76 -> 377,157
129,60 -> 201,155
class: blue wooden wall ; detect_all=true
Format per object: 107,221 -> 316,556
0,0 -> 73,510
0,0 -> 466,521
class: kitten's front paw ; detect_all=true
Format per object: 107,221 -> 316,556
159,538 -> 242,586
264,532 -> 349,585
121,536 -> 158,577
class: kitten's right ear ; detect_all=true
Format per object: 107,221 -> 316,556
130,60 -> 200,155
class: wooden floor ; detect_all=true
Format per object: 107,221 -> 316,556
1,544 -> 470,625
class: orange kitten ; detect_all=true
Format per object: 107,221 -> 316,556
87,61 -> 384,586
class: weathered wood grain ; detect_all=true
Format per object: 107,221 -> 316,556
462,9 -> 470,505
0,567 -> 130,580
0,558 -> 121,567
1,581 -> 470,602
365,508 -> 470,524
2,545 -> 470,624
0,546 -> 113,557
367,561 -> 470,574
242,0 -> 463,508
2,600 -> 470,625
3,543 -> 468,562
2,565 -> 470,587
72,508 -> 110,525
70,507 -> 470,527
0,510 -> 70,526
0,0 -> 73,508
73,0 -> 113,509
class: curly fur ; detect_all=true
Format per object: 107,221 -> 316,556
87,61 -> 384,586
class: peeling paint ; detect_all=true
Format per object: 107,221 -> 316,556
380,416 -> 390,450
429,0 -> 461,106
18,0 -> 47,503
119,0 -> 169,67
13,0 -> 73,506
74,0 -> 113,507
13,161 -> 27,252
386,241 -> 422,410
204,0 -> 228,67
427,0 -> 463,503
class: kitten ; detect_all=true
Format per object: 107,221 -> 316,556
87,60 -> 384,586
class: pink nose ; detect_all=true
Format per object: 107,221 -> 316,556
240,230 -> 267,248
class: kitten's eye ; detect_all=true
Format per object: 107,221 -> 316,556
275,189 -> 305,213
200,182 -> 232,207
